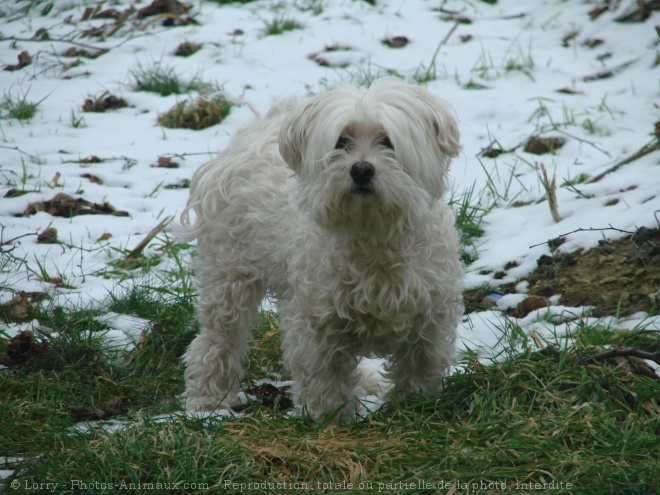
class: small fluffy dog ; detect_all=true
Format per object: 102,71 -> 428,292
178,78 -> 464,422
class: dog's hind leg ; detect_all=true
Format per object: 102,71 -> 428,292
183,245 -> 264,411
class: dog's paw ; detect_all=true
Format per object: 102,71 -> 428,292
185,392 -> 237,412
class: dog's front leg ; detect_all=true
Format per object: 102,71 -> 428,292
384,312 -> 457,400
282,321 -> 360,423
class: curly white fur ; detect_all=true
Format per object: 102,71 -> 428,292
177,78 -> 464,422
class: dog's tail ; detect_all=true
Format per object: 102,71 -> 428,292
172,91 -> 263,243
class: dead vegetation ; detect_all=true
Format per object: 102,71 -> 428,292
21,193 -> 129,218
158,97 -> 231,130
83,92 -> 128,112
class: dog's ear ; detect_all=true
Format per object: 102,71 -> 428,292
279,101 -> 316,174
408,85 -> 461,160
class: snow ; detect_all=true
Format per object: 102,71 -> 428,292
1,0 -> 659,450
95,312 -> 152,350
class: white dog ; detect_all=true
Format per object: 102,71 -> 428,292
177,78 -> 464,422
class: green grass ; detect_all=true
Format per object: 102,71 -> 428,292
262,15 -> 304,36
3,282 -> 659,494
0,91 -> 44,121
450,183 -> 489,265
128,62 -> 202,96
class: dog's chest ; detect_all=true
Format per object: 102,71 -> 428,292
330,250 -> 438,321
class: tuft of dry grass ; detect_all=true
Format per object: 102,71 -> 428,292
158,96 -> 231,130
174,40 -> 202,57
224,416 -> 403,485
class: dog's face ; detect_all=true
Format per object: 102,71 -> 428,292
279,78 -> 460,241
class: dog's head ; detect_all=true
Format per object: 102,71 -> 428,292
279,78 -> 460,241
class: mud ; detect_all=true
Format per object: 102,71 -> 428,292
469,228 -> 660,317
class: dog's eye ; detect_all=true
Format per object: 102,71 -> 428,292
379,136 -> 394,150
335,136 -> 350,150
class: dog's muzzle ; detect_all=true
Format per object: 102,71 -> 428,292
350,161 -> 375,194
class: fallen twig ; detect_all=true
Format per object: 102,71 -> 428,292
583,58 -> 639,82
538,163 -> 561,223
127,216 -> 173,259
529,225 -> 635,249
582,348 -> 660,366
586,140 -> 660,184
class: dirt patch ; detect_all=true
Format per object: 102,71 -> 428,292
468,228 -> 660,317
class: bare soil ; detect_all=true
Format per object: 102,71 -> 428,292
468,228 -> 660,317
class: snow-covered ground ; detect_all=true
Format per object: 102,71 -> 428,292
1,0 -> 659,426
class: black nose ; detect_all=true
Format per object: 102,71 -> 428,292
350,161 -> 375,185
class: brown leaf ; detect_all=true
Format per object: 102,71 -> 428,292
1,331 -> 46,366
524,136 -> 566,155
44,277 -> 74,289
50,172 -> 61,187
588,6 -> 608,20
3,294 -> 31,323
480,147 -> 506,158
80,173 -> 103,185
156,156 -> 179,168
244,383 -> 293,411
2,292 -> 50,322
4,189 -> 30,198
70,396 -> 126,421
510,296 -> 552,318
70,406 -> 106,421
37,227 -> 58,244
562,30 -> 579,47
93,8 -> 122,19
79,155 -> 104,164
556,87 -> 582,95
137,0 -> 191,18
383,36 -> 409,48
47,192 -> 80,217
83,93 -> 128,113
3,51 -> 32,71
